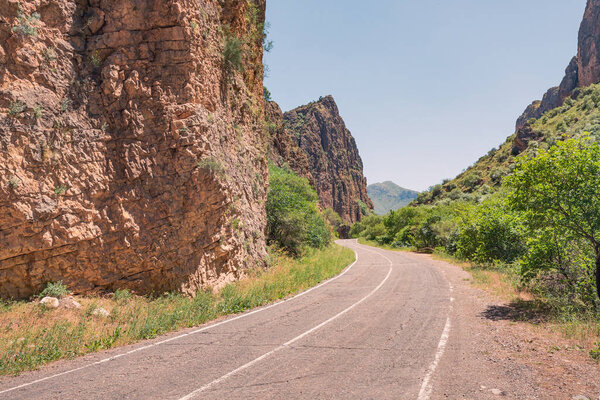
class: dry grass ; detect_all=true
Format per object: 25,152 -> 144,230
0,244 -> 355,376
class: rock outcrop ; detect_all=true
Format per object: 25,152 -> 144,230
0,0 -> 268,299
281,96 -> 372,223
265,101 -> 313,184
516,0 -> 600,129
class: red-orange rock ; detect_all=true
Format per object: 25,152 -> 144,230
0,0 -> 268,299
282,96 -> 373,223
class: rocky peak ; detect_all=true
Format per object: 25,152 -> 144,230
281,96 -> 373,223
516,0 -> 600,130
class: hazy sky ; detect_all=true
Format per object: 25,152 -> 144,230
263,0 -> 586,191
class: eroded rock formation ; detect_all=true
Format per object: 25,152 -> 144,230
265,101 -> 313,184
281,96 -> 372,223
516,0 -> 600,129
0,0 -> 268,299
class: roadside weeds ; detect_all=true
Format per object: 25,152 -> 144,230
0,244 -> 355,376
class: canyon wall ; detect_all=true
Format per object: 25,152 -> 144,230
0,0 -> 268,298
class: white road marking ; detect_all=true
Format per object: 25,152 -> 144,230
417,281 -> 454,400
178,261 -> 394,399
357,243 -> 454,400
0,245 -> 361,396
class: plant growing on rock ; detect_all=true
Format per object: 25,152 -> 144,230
8,101 -> 26,117
38,281 -> 70,298
7,176 -> 20,189
223,34 -> 243,72
54,185 -> 68,195
11,4 -> 40,37
197,157 -> 225,178
32,105 -> 43,120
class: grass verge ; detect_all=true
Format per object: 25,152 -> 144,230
0,244 -> 355,376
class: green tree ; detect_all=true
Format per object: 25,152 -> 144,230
506,136 -> 600,299
266,165 -> 331,255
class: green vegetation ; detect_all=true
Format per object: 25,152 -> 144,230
33,105 -> 43,120
54,185 -> 68,195
38,281 -> 70,298
352,135 -> 600,354
196,157 -> 225,178
266,164 -> 332,255
367,181 -> 419,215
8,101 -> 26,117
263,86 -> 272,101
419,83 -> 600,205
0,245 -> 353,375
11,4 -> 40,37
223,34 -> 243,72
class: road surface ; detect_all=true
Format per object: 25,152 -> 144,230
0,240 -> 539,399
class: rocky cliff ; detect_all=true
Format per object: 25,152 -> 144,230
265,101 -> 313,184
280,96 -> 372,223
516,0 -> 600,130
0,0 -> 269,299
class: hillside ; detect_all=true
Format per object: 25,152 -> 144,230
417,0 -> 600,205
368,181 -> 418,215
417,83 -> 600,205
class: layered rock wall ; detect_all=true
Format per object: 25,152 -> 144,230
0,0 -> 268,298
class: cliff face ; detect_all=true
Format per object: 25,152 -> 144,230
281,96 -> 372,223
265,101 -> 313,184
0,0 -> 268,299
516,0 -> 600,130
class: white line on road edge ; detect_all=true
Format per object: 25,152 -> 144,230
417,281 -> 454,400
0,245 -> 362,396
178,263 -> 394,399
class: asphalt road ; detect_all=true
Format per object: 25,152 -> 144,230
0,240 -> 515,400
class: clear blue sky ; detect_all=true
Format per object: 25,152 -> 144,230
264,0 -> 586,192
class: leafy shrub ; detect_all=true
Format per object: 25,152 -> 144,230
461,171 -> 482,190
266,164 -> 331,255
223,35 -> 243,71
454,197 -> 525,264
197,157 -> 225,177
322,208 -> 343,231
38,281 -> 70,298
506,135 -> 600,301
263,86 -> 272,101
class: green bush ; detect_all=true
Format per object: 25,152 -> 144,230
266,165 -> 331,255
224,35 -> 243,72
38,281 -> 70,298
454,197 -> 525,264
507,135 -> 600,302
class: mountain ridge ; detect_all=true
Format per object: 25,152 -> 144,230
368,181 -> 418,215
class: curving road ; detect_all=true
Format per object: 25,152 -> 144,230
0,240 -> 535,399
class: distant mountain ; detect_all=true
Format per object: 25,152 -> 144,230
367,182 -> 419,215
